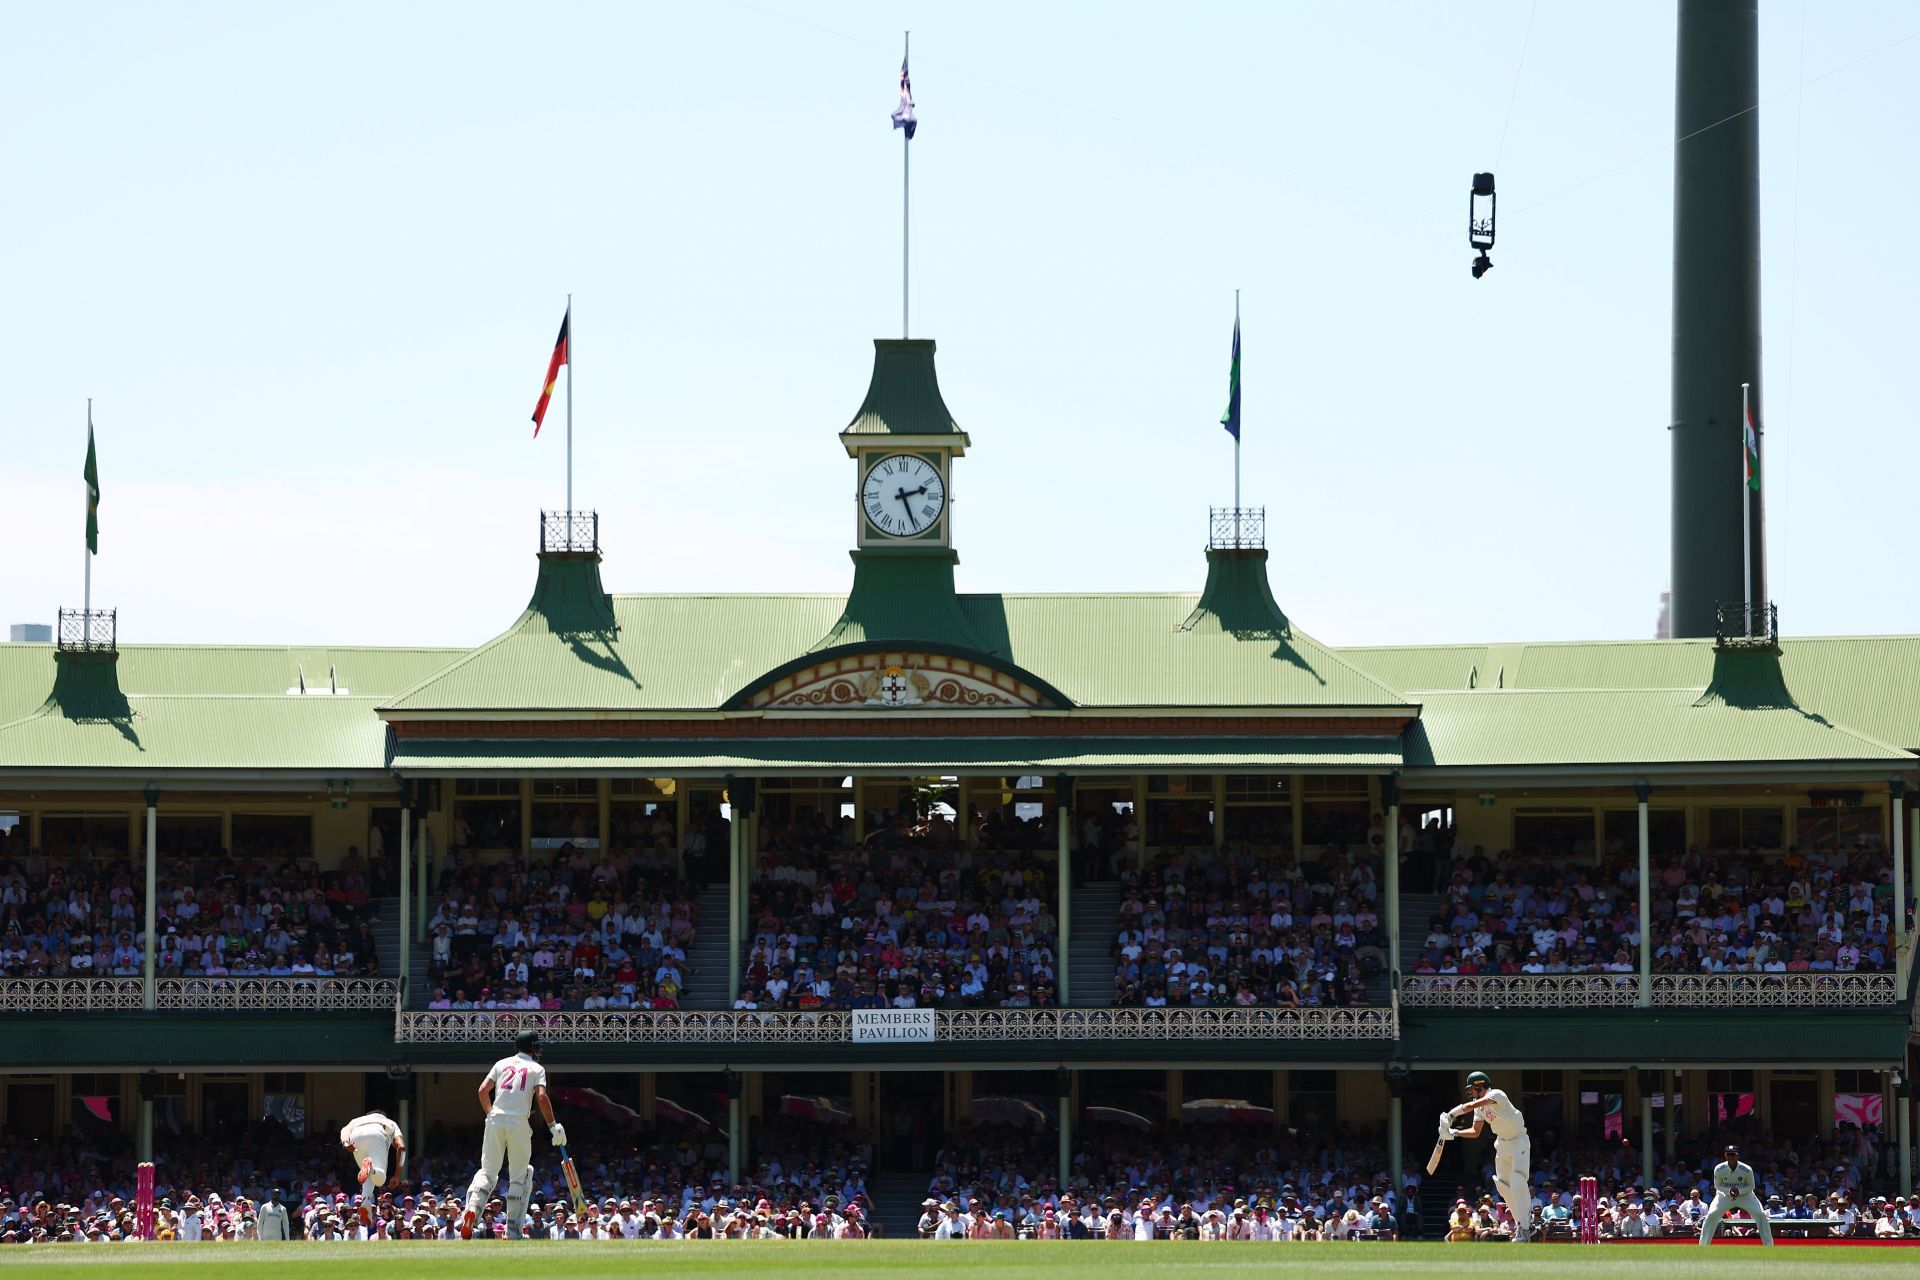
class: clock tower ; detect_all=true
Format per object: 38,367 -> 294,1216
840,338 -> 968,550
807,337 -> 992,655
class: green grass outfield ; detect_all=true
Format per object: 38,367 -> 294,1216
4,1240 -> 1917,1280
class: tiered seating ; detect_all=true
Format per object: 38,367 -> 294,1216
0,849 -> 377,979
1109,845 -> 1383,1007
736,836 -> 1058,1010
424,849 -> 696,1010
1411,843 -> 1896,976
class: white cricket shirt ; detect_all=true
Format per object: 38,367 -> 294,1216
1711,1161 -> 1756,1196
1480,1088 -> 1527,1140
484,1051 -> 548,1120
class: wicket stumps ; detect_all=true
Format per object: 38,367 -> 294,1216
135,1162 -> 156,1240
1577,1176 -> 1599,1244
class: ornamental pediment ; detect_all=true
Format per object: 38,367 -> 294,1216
745,652 -> 1049,711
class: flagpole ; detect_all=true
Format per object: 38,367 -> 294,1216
566,292 -> 574,517
1232,290 -> 1241,545
84,398 -> 92,618
902,30 -> 910,340
1740,380 -> 1751,637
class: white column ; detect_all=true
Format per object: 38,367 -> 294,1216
1635,782 -> 1652,1008
727,779 -> 747,1003
1892,783 -> 1907,947
143,787 -> 158,1011
1384,776 -> 1401,982
416,802 -> 429,944
1387,1092 -> 1403,1211
1640,1086 -> 1655,1191
399,803 -> 412,1000
1057,778 -> 1072,1002
727,1087 -> 742,1185
1899,1094 -> 1912,1198
1058,1070 -> 1073,1190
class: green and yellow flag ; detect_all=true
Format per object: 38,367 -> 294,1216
84,413 -> 100,554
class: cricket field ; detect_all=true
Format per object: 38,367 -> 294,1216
4,1241 -> 1917,1280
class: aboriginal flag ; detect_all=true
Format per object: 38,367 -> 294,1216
531,306 -> 570,435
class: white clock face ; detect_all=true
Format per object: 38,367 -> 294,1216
861,453 -> 945,536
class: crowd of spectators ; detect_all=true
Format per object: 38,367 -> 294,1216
1108,844 -> 1384,1008
0,844 -> 379,982
920,1118 -> 1406,1239
1410,840 -> 1901,977
734,809 -> 1059,1011
424,845 -> 698,1011
0,1112 -> 880,1243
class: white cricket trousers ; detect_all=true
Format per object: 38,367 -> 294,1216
348,1124 -> 392,1188
467,1114 -> 532,1209
1493,1134 -> 1532,1241
1699,1192 -> 1773,1245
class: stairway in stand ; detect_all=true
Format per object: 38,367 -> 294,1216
1415,1174 -> 1461,1240
1068,881 -> 1121,1008
1395,891 -> 1443,984
868,1171 -> 932,1239
366,896 -> 433,1006
678,885 -> 733,1009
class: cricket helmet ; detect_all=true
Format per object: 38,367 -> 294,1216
515,1028 -> 542,1059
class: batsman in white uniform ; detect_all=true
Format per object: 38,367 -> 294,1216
1447,1070 -> 1532,1243
1699,1143 -> 1773,1246
461,1028 -> 566,1241
340,1110 -> 405,1227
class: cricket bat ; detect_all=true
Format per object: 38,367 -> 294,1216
558,1144 -> 587,1217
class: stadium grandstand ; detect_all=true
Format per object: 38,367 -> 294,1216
3,0 -> 1917,1250
1,331 -> 1915,1243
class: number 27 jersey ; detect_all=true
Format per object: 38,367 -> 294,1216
485,1052 -> 548,1120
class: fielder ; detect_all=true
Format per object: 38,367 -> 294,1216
1445,1070 -> 1532,1243
340,1109 -> 405,1228
1699,1142 -> 1773,1246
461,1028 -> 566,1241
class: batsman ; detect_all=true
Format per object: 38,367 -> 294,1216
1442,1070 -> 1533,1243
461,1028 -> 566,1240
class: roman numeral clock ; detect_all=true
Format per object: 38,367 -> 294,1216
838,338 -> 968,551
858,452 -> 948,544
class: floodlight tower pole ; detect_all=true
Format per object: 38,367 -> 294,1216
1669,0 -> 1765,637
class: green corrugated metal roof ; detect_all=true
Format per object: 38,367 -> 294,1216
1340,634 -> 1920,749
840,339 -> 966,438
0,693 -> 390,773
1405,686 -> 1912,770
0,642 -> 457,713
390,735 -> 1403,775
383,588 -> 1411,714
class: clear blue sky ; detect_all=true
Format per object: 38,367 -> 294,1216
6,2 -> 1917,649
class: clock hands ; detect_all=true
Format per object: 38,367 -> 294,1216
894,484 -> 930,531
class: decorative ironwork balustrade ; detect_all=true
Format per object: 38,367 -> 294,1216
1399,972 -> 1897,1010
56,608 -> 117,652
0,977 -> 399,1012
157,978 -> 399,1010
540,509 -> 599,555
394,1005 -> 1397,1044
0,979 -> 145,1012
1714,601 -> 1779,651
1208,506 -> 1265,550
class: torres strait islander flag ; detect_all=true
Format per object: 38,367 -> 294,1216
531,306 -> 570,435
